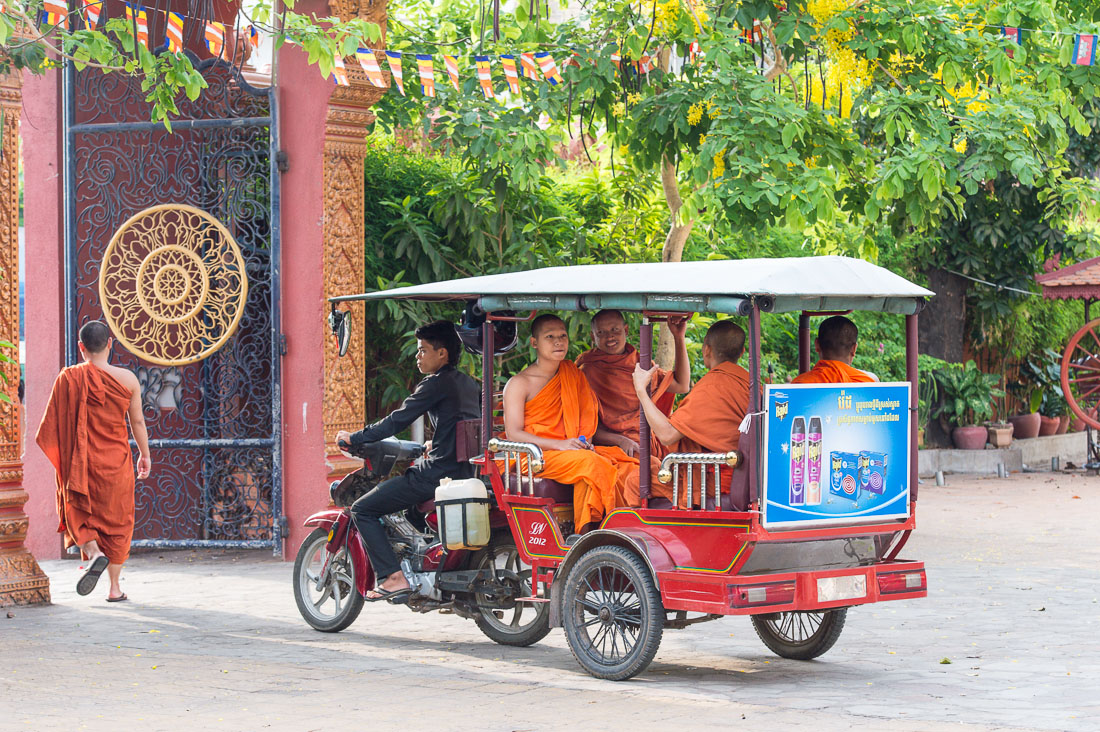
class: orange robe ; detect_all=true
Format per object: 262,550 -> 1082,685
576,344 -> 675,445
517,361 -> 640,527
664,361 -> 751,505
792,359 -> 875,384
35,363 -> 136,564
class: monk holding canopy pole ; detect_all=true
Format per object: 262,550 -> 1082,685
792,315 -> 876,384
36,321 -> 151,602
502,314 -> 640,532
576,309 -> 691,457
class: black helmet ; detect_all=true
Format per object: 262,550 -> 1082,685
457,304 -> 519,356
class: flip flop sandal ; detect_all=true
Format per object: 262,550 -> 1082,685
365,587 -> 414,604
106,593 -> 128,603
76,556 -> 109,596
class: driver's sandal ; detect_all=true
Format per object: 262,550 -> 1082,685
365,586 -> 414,604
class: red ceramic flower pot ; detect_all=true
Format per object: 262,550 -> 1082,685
1038,415 -> 1059,436
1056,415 -> 1070,435
1007,413 -> 1041,440
952,425 -> 988,450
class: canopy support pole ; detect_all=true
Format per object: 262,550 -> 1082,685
749,303 -> 761,413
481,320 -> 495,451
638,317 -> 653,505
798,312 -> 812,374
906,312 -> 918,503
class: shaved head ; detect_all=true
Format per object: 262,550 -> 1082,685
78,321 -> 111,354
531,314 -> 566,339
591,309 -> 628,355
704,320 -> 745,364
817,316 -> 859,360
592,309 -> 625,328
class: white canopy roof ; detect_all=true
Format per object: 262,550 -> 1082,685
333,256 -> 934,314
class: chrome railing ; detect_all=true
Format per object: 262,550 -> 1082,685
487,437 -> 545,495
657,451 -> 741,509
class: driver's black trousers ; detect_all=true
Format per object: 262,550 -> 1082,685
350,470 -> 438,581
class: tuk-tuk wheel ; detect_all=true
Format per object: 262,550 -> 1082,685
471,536 -> 551,647
750,608 -> 847,660
561,545 -> 664,681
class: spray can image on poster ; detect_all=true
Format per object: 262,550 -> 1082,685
790,417 -> 806,505
806,416 -> 822,505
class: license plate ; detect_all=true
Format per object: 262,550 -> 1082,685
817,575 -> 866,602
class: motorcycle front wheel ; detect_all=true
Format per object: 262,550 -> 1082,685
293,527 -> 365,632
471,537 -> 551,647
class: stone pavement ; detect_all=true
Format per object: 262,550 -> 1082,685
2,472 -> 1098,732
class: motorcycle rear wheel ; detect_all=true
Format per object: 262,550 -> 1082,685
471,537 -> 551,647
294,528 -> 365,632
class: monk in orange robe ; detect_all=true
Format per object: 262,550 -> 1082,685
36,321 -> 151,601
633,320 -> 750,506
792,315 -> 876,384
576,309 -> 691,456
502,314 -> 640,532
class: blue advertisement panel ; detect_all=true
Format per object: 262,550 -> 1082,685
762,382 -> 912,529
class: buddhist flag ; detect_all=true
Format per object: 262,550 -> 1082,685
249,25 -> 260,48
41,0 -> 66,27
80,0 -> 101,31
474,56 -> 495,99
1001,26 -> 1023,58
126,4 -> 149,50
416,54 -> 436,97
357,48 -> 386,87
637,54 -> 653,74
443,54 -> 460,91
386,51 -> 405,95
689,41 -> 700,64
331,54 -> 350,86
741,19 -> 761,44
500,55 -> 521,95
520,52 -> 540,80
1073,34 -> 1097,66
205,21 -> 224,58
535,52 -> 562,85
165,12 -> 184,52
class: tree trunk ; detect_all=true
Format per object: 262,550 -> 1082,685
655,156 -> 693,367
919,268 -> 968,363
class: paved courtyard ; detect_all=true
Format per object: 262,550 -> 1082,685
3,472 -> 1098,731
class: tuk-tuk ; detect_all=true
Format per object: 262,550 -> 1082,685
328,256 -> 932,680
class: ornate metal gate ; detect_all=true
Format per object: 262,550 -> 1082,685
63,57 -> 283,553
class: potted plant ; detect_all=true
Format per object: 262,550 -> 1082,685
931,361 -> 1005,450
1028,348 -> 1069,437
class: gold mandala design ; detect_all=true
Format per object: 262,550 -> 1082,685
99,205 -> 248,366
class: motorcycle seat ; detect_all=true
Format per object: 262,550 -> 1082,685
415,499 -> 436,513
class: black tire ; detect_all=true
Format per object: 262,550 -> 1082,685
561,545 -> 664,681
472,538 -> 551,647
750,608 -> 847,660
293,528 -> 365,632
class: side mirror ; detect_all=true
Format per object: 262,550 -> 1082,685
329,305 -> 351,357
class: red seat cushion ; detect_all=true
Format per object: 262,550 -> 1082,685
531,479 -> 573,503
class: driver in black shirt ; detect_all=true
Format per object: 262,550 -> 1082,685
336,320 -> 480,603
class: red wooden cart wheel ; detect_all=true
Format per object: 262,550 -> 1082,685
1061,317 -> 1100,431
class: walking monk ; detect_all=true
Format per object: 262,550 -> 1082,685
575,310 -> 691,457
502,314 -> 639,533
632,320 -> 750,507
36,321 -> 151,601
792,315 -> 876,384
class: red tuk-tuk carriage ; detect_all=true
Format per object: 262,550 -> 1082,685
308,256 -> 931,680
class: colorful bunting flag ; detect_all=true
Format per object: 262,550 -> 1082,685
500,55 -> 521,95
520,52 -> 540,80
125,4 -> 149,50
1074,33 -> 1097,66
443,54 -> 461,91
386,51 -> 405,95
357,48 -> 386,87
331,54 -> 350,86
637,54 -> 653,74
205,21 -> 224,58
416,54 -> 436,97
475,55 -> 495,99
80,0 -> 101,31
249,25 -> 260,48
689,41 -> 700,64
741,19 -> 762,44
40,0 -> 66,27
1001,26 -> 1023,58
535,52 -> 562,85
165,11 -> 184,53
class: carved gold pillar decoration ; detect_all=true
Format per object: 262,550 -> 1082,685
323,0 -> 388,476
0,70 -> 49,607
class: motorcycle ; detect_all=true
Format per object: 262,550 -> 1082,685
292,437 -> 550,647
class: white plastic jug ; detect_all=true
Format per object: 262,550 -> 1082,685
435,477 -> 490,549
